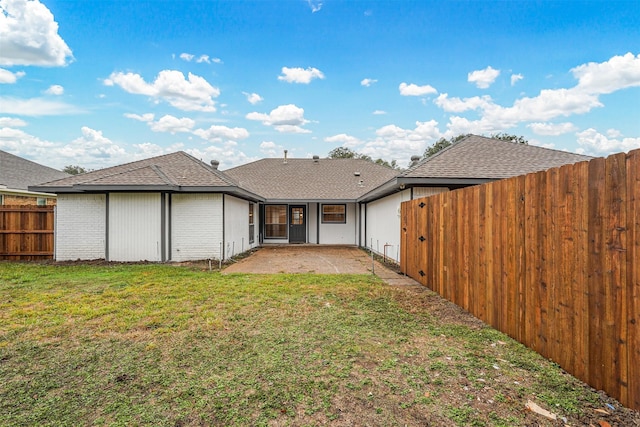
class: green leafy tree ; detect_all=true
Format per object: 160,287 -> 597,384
62,165 -> 89,175
490,133 -> 529,144
328,147 -> 400,170
422,134 -> 470,159
423,133 -> 529,159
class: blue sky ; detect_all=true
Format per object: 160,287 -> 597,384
0,0 -> 639,171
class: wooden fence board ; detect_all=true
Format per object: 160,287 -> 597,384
400,149 -> 640,410
627,149 -> 640,409
0,206 -> 54,260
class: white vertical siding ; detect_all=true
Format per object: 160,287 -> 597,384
224,195 -> 257,258
55,194 -> 106,261
308,202 -> 318,244
109,193 -> 162,262
365,189 -> 412,263
413,187 -> 449,199
318,202 -> 357,245
171,193 -> 222,261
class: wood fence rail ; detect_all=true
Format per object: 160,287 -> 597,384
0,205 -> 54,261
400,149 -> 639,411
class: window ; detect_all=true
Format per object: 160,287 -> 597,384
265,205 -> 287,238
249,203 -> 255,244
322,204 -> 346,223
37,197 -> 47,206
0,194 -> 3,205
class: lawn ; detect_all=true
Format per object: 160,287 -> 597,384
0,263 -> 637,426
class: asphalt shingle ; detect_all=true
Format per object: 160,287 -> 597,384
402,135 -> 592,179
225,157 -> 399,200
0,149 -> 69,190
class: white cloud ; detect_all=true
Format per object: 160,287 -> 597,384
149,115 -> 195,134
0,68 -> 25,83
186,145 -> 256,169
243,92 -> 263,105
44,84 -> 63,95
572,52 -> 640,94
372,110 -> 386,115
179,53 -> 194,61
0,116 -> 27,127
468,66 -> 500,89
324,133 -> 362,147
278,66 -> 325,84
0,126 -> 56,159
124,113 -> 154,122
196,55 -> 210,63
399,82 -> 437,96
306,0 -> 322,13
511,73 -> 524,86
0,96 -> 83,116
527,122 -> 578,136
434,93 -> 493,113
246,104 -> 311,133
193,124 -> 250,142
259,140 -> 286,157
361,78 -> 377,87
0,0 -> 73,66
104,70 -> 220,112
576,128 -> 640,156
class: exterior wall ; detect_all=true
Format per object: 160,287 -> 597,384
413,187 -> 450,199
1,193 -> 56,206
365,187 -> 450,263
364,190 -> 411,262
55,194 -> 106,261
109,193 -> 162,262
318,202 -> 357,245
223,195 -> 258,258
171,193 -> 222,261
308,202 -> 318,244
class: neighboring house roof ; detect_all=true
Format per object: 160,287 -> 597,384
224,157 -> 399,202
0,149 -> 69,191
29,151 -> 264,201
358,135 -> 593,202
401,135 -> 592,179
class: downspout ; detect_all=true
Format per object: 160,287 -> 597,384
221,194 -> 225,261
316,203 -> 320,244
167,193 -> 172,261
357,202 -> 361,247
160,192 -> 166,262
363,203 -> 367,250
105,193 -> 109,262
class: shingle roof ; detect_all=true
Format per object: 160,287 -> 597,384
0,149 -> 69,190
224,157 -> 399,200
402,135 -> 592,179
29,151 -> 240,191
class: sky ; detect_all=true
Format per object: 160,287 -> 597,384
0,0 -> 639,172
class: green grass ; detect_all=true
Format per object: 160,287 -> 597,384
0,263 -> 616,426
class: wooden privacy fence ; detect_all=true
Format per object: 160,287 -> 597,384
400,149 -> 639,411
0,205 -> 54,261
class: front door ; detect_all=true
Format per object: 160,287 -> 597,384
289,205 -> 306,243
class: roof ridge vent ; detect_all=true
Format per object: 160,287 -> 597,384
210,159 -> 220,169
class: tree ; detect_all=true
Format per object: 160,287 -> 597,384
422,134 -> 470,159
63,165 -> 89,175
328,147 -> 400,170
490,133 -> 528,144
422,133 -> 529,159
